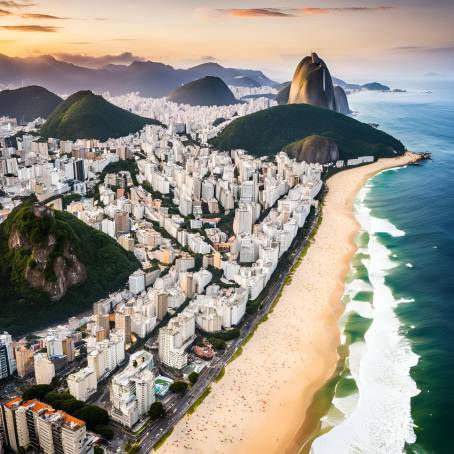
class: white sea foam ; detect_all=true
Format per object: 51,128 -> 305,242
333,393 -> 359,416
346,278 -> 373,295
345,300 -> 374,319
312,177 -> 420,454
406,263 -> 413,268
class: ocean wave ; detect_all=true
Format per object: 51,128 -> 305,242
311,178 -> 419,454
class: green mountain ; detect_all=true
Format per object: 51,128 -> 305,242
210,104 -> 405,160
0,199 -> 139,335
167,76 -> 238,106
362,82 -> 390,91
40,90 -> 161,141
0,85 -> 63,123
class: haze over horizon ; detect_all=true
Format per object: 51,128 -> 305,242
0,0 -> 453,81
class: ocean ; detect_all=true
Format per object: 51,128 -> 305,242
310,79 -> 454,454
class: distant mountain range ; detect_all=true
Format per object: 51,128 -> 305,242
0,54 -> 277,97
0,86 -> 63,123
167,76 -> 238,106
40,90 -> 161,141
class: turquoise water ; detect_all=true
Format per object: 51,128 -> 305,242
312,79 -> 454,453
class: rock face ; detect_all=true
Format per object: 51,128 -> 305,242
276,83 -> 290,105
167,76 -> 238,106
288,53 -> 337,111
7,203 -> 86,300
283,135 -> 339,164
334,86 -> 351,115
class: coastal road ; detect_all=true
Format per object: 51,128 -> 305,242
136,207 -> 321,452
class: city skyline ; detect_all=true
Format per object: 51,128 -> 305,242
0,0 -> 453,80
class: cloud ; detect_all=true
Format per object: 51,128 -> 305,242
391,46 -> 427,50
0,1 -> 35,7
224,8 -> 295,18
391,45 -> 454,53
0,7 -> 12,15
301,6 -> 395,15
53,51 -> 145,68
0,24 -> 59,32
200,55 -> 216,62
108,38 -> 137,42
200,6 -> 396,18
20,13 -> 67,19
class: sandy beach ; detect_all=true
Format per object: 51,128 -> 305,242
158,152 -> 422,454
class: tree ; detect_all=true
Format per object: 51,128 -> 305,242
50,375 -> 61,388
94,447 -> 104,454
169,381 -> 188,394
94,425 -> 114,440
22,384 -> 53,401
60,398 -> 85,414
148,401 -> 165,420
188,372 -> 199,385
75,405 -> 109,430
43,391 -> 62,404
208,337 -> 226,350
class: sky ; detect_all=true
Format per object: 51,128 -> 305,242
0,0 -> 453,81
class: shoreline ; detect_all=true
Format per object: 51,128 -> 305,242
159,152 -> 422,454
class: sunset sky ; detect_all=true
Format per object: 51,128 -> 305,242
0,0 -> 453,80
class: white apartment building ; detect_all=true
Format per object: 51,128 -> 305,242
1,398 -> 92,454
110,350 -> 155,428
129,269 -> 146,294
34,353 -> 55,385
158,311 -> 195,370
233,202 -> 254,235
87,332 -> 125,381
67,367 -> 97,401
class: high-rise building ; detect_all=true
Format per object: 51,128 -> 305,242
110,350 -> 155,428
87,332 -> 125,381
62,337 -> 75,363
74,159 -> 86,182
158,311 -> 195,370
233,203 -> 253,236
156,293 -> 169,321
114,312 -> 132,345
114,210 -> 130,234
1,398 -> 92,454
34,353 -> 55,385
129,270 -> 145,295
0,333 -> 16,379
67,368 -> 97,401
15,345 -> 34,378
179,272 -> 195,299
45,334 -> 63,358
94,314 -> 110,333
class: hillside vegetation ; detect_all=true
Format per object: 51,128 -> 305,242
0,199 -> 139,334
0,85 -> 62,123
40,90 -> 162,141
210,104 -> 405,160
167,76 -> 238,106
